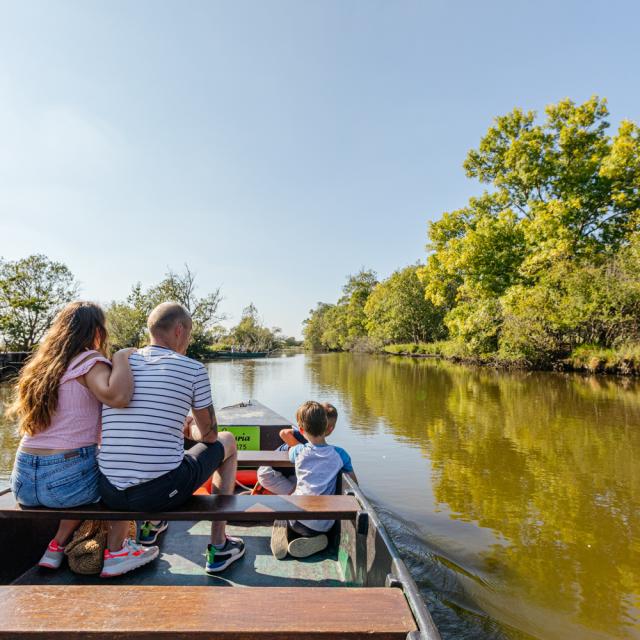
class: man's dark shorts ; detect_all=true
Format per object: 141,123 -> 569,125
99,441 -> 225,512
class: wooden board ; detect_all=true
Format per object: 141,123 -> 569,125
0,585 -> 417,639
237,450 -> 293,467
0,491 -> 359,522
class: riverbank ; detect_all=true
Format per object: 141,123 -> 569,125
381,341 -> 640,376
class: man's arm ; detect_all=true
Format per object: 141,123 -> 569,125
189,404 -> 218,443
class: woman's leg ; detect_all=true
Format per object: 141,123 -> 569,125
53,519 -> 82,546
106,521 -> 131,551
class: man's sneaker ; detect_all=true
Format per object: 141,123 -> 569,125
205,536 -> 245,574
100,538 -> 159,578
287,533 -> 328,559
270,520 -> 289,560
139,520 -> 168,545
38,539 -> 65,569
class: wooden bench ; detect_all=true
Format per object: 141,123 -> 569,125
237,450 -> 293,467
0,488 -> 359,523
0,585 -> 418,639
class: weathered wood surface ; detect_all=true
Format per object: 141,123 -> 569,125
0,585 -> 417,639
0,490 -> 359,522
237,450 -> 293,467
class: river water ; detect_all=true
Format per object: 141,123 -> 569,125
1,352 -> 638,639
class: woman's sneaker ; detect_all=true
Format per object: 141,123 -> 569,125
205,536 -> 245,574
38,539 -> 65,569
100,538 -> 159,578
139,520 -> 168,545
287,533 -> 328,559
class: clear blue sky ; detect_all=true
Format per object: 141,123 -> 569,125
1,1 -> 638,337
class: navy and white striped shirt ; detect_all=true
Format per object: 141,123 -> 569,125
99,345 -> 213,489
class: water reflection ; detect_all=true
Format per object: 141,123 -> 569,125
308,354 -> 640,639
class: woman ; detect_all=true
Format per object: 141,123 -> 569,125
8,301 -> 158,577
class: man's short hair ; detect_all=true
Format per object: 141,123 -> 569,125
322,403 -> 338,424
296,400 -> 328,437
147,302 -> 192,337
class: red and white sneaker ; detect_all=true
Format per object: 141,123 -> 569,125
38,539 -> 65,569
100,538 -> 159,578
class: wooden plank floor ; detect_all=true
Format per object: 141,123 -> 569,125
14,523 -> 348,588
0,585 -> 417,639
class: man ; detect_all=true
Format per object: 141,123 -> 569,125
98,302 -> 244,574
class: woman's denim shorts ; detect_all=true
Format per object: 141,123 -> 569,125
10,445 -> 100,508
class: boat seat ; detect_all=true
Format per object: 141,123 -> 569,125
237,450 -> 293,467
0,489 -> 360,522
0,585 -> 418,639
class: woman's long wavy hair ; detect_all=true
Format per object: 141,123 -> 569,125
8,301 -> 108,437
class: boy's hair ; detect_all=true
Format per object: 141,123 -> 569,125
322,403 -> 338,424
296,400 -> 328,437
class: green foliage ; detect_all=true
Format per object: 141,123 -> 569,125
223,303 -> 283,352
364,265 -> 445,345
0,254 -> 78,351
106,265 -> 224,359
417,97 -> 640,363
303,270 -> 379,351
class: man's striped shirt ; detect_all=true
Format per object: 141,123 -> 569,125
99,345 -> 213,489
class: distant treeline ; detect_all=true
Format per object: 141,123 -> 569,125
0,258 -> 299,359
303,97 -> 640,371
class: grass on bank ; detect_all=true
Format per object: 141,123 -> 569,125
382,341 -> 640,374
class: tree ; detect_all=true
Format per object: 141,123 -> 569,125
0,254 -> 78,351
227,303 -> 283,351
302,302 -> 335,350
341,269 -> 378,346
106,284 -> 150,350
418,97 -> 640,358
364,265 -> 446,345
105,266 -> 224,358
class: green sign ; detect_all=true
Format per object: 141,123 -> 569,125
218,426 -> 260,451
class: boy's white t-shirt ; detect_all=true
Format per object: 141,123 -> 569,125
288,442 -> 353,532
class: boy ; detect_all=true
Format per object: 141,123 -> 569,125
256,402 -> 338,495
269,401 -> 357,560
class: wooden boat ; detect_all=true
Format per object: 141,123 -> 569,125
207,351 -> 269,360
0,400 -> 440,639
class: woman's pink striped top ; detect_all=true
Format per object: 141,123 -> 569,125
21,350 -> 111,450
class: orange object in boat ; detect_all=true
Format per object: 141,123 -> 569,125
194,476 -> 213,495
236,470 -> 258,487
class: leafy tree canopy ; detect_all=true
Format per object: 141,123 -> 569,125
0,254 -> 78,351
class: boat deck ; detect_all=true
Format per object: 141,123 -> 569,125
12,522 -> 350,588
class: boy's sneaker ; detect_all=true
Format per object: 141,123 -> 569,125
139,520 -> 168,545
251,482 -> 273,495
270,520 -> 289,560
38,539 -> 65,569
287,533 -> 328,559
205,536 -> 245,574
100,538 -> 159,578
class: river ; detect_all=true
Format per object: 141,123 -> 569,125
1,352 -> 639,639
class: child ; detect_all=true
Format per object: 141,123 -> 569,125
256,402 -> 338,495
278,403 -> 338,448
269,401 -> 357,560
8,301 -> 159,577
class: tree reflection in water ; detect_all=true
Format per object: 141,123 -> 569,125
308,353 -> 640,639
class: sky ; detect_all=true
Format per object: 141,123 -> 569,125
1,1 -> 639,338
